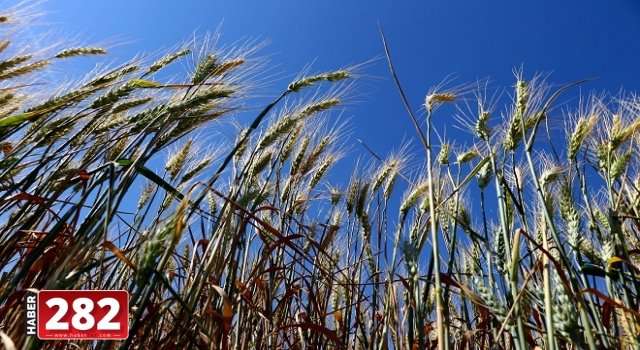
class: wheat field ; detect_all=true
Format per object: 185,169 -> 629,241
1,4 -> 640,350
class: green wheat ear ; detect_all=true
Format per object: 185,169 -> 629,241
180,158 -> 211,184
0,60 -> 49,80
191,54 -> 218,84
252,151 -> 273,176
259,115 -> 297,149
400,181 -> 429,214
89,83 -> 137,109
55,47 -> 107,59
299,98 -> 341,118
539,165 -> 564,186
111,97 -> 153,114
456,148 -> 480,164
89,66 -> 139,86
476,160 -> 492,189
290,135 -> 310,176
0,55 -> 33,74
345,178 -> 360,214
146,48 -> 190,75
165,139 -> 193,181
609,150 -> 631,180
288,71 -> 350,92
299,135 -> 330,175
476,110 -> 491,141
372,160 -> 397,193
309,156 -> 334,189
567,114 -> 597,161
439,145 -> 453,167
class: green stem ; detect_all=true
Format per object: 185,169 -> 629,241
426,107 -> 446,350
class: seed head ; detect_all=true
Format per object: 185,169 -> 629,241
211,58 -> 244,76
180,158 -> 211,184
259,115 -> 298,149
0,41 -> 10,54
299,135 -> 330,175
401,181 -> 429,214
288,71 -> 350,92
437,144 -> 450,165
165,139 -> 192,181
191,54 -> 218,84
426,93 -> 455,110
0,54 -> 32,74
476,111 -> 491,141
280,125 -> 302,162
106,137 -> 128,161
299,98 -> 340,118
372,161 -> 397,193
55,47 -> 107,59
146,48 -> 190,75
383,172 -> 397,200
456,149 -> 480,164
89,83 -> 136,109
330,187 -> 342,206
516,80 -> 529,110
346,179 -> 360,215
0,60 -> 49,80
355,181 -> 370,218
111,97 -> 153,114
0,92 -> 15,108
567,114 -> 598,161
540,165 -> 564,186
609,150 -> 632,180
89,66 -> 138,87
138,184 -> 155,210
167,88 -> 233,113
309,156 -> 334,189
252,151 -> 273,176
290,136 -> 310,176
476,160 -> 493,189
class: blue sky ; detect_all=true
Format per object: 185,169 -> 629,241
10,1 -> 640,182
27,1 -> 640,158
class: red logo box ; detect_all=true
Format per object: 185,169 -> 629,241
37,290 -> 129,340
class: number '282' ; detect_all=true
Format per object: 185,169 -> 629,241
37,290 -> 129,340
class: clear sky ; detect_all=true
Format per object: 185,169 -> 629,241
9,1 -> 640,178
